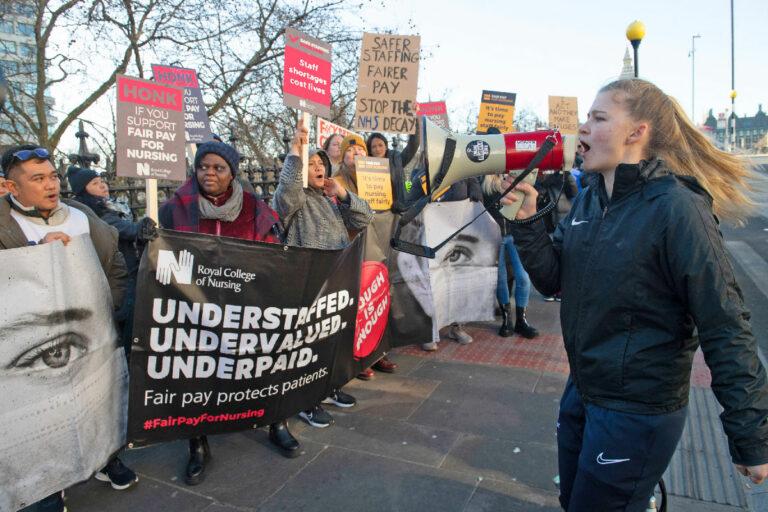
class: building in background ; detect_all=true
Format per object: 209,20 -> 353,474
703,106 -> 768,152
618,47 -> 634,80
0,0 -> 57,147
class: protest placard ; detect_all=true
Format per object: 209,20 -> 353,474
477,90 -> 516,134
354,156 -> 393,211
416,101 -> 450,130
354,33 -> 420,134
116,75 -> 186,182
316,117 -> 355,149
283,28 -> 332,117
548,96 -> 579,135
152,64 -> 212,143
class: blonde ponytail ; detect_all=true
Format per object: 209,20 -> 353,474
601,79 -> 764,225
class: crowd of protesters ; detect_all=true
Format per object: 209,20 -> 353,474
2,76 -> 768,512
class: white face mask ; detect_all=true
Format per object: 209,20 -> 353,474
0,235 -> 128,511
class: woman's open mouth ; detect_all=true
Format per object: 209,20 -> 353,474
578,141 -> 591,155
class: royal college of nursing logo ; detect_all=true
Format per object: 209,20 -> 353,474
156,249 -> 194,285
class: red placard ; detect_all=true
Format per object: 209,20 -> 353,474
282,28 -> 332,117
416,101 -> 450,130
353,262 -> 390,359
118,76 -> 183,111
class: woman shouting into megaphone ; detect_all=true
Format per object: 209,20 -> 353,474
505,78 -> 768,511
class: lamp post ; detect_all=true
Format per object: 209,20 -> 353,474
626,20 -> 646,78
729,0 -> 736,151
730,89 -> 737,150
689,34 -> 701,121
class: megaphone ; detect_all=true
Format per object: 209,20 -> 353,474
421,115 -> 574,194
392,117 -> 577,257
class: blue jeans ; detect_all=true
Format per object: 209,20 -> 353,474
557,378 -> 687,511
497,235 -> 531,308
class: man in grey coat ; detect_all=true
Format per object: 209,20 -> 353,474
272,122 -> 373,429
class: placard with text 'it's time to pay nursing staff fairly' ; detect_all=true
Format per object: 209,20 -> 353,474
354,156 -> 393,211
476,90 -> 516,134
354,33 -> 420,134
116,75 -> 187,182
282,28 -> 332,118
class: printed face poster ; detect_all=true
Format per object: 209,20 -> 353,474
548,96 -> 579,135
128,230 -> 363,445
354,156 -> 393,211
354,33 -> 420,134
0,236 -> 128,511
477,90 -> 516,134
316,117 -> 355,150
152,64 -> 213,143
283,28 -> 332,117
116,74 -> 186,181
416,101 -> 450,130
423,200 -> 500,330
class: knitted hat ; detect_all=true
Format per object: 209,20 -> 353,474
194,141 -> 240,176
66,165 -> 99,195
309,149 -> 332,178
340,134 -> 367,159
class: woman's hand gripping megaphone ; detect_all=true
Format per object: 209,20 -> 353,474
499,176 -> 539,220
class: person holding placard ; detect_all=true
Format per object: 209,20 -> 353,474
272,122 -> 373,427
332,134 -> 368,194
158,141 -> 299,483
365,132 -> 417,214
507,78 -> 768,510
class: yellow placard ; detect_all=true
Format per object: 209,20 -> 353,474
355,156 -> 393,211
548,96 -> 579,135
476,89 -> 516,134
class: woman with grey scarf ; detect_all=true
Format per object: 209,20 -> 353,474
272,122 -> 373,428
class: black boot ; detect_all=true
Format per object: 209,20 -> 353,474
498,304 -> 513,337
269,420 -> 301,458
185,435 -> 210,486
514,306 -> 539,339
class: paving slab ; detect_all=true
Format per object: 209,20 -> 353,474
256,447 -> 478,512
463,477 -> 561,512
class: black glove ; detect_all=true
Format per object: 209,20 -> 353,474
137,217 -> 159,242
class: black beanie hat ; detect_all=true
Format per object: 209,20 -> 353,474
194,141 -> 240,176
66,165 -> 99,195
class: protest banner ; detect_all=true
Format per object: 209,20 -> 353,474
283,28 -> 332,118
354,156 -> 393,211
354,33 -> 420,134
151,64 -> 213,143
0,236 -> 128,511
548,95 -> 579,135
316,117 -> 355,149
116,75 -> 186,182
477,90 -> 516,134
128,230 -> 363,445
416,101 -> 450,130
423,200 -> 500,331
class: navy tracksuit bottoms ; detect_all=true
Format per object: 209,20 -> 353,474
557,378 -> 688,511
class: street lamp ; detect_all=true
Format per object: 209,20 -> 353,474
626,20 -> 646,78
689,34 -> 701,122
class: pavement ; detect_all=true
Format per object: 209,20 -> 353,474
60,217 -> 768,512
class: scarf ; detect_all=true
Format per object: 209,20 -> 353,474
197,179 -> 243,222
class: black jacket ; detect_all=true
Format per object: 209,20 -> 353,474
512,158 -> 768,466
74,193 -> 141,273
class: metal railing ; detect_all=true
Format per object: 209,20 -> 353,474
60,166 -> 280,216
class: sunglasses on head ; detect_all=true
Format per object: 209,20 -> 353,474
13,148 -> 50,162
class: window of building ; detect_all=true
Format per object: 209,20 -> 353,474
0,41 -> 17,56
0,20 -> 14,34
14,2 -> 36,17
18,44 -> 34,58
17,22 -> 34,37
0,60 -> 19,75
